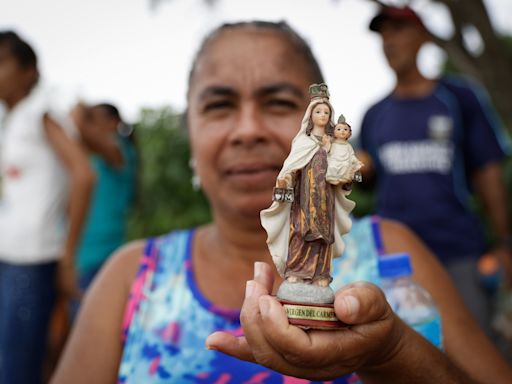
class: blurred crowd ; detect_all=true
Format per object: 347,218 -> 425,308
0,31 -> 137,382
0,4 -> 511,384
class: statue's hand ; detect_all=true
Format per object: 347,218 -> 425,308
276,174 -> 293,189
276,178 -> 288,189
322,135 -> 332,151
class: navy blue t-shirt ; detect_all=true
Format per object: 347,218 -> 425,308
360,76 -> 510,263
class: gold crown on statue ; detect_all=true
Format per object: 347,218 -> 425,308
309,83 -> 330,99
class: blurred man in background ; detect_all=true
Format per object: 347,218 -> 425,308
358,6 -> 512,338
0,31 -> 94,384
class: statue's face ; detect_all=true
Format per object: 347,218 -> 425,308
334,124 -> 351,140
311,103 -> 330,128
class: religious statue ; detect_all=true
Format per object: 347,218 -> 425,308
260,83 -> 362,329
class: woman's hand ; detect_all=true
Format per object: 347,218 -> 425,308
206,262 -> 405,381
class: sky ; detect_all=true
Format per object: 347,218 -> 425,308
2,0 -> 512,135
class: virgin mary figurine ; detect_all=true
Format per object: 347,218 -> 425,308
261,84 -> 355,308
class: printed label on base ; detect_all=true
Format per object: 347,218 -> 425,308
283,303 -> 338,322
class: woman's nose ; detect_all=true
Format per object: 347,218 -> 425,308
228,104 -> 269,148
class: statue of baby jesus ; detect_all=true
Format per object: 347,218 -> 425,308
325,115 -> 363,188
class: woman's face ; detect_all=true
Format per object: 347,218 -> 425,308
187,28 -> 315,218
90,108 -> 119,134
311,103 -> 330,128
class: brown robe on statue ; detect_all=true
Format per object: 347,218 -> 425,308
285,147 -> 335,283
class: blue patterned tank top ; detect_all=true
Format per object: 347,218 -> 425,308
118,216 -> 384,383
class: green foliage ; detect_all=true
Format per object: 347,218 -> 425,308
350,185 -> 376,218
444,35 -> 512,77
126,107 -> 211,239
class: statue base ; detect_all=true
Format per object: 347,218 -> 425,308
276,281 -> 346,330
279,300 -> 346,330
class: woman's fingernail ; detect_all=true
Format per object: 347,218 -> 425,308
205,341 -> 216,351
245,281 -> 254,298
254,262 -> 263,279
343,295 -> 359,317
259,296 -> 270,316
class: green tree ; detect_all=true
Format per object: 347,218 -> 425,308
127,107 -> 211,239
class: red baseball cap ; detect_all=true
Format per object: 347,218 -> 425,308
369,6 -> 426,32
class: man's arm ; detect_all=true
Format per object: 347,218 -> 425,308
472,162 -> 512,281
455,79 -> 512,279
43,114 -> 95,297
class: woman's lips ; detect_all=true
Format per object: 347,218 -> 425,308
224,163 -> 281,186
225,164 -> 280,175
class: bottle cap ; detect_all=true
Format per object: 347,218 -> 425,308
378,253 -> 413,278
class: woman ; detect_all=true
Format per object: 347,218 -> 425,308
52,21 -> 512,383
0,31 -> 94,384
73,103 -> 137,293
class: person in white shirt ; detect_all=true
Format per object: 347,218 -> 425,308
0,31 -> 94,384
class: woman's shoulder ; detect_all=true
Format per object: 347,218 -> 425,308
101,240 -> 147,292
105,230 -> 194,286
379,218 -> 425,253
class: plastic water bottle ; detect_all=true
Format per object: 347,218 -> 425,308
378,253 -> 443,349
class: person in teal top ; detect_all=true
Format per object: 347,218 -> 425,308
73,103 -> 137,289
54,21 -> 512,383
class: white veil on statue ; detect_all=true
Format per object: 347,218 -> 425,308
274,97 -> 330,182
260,97 -> 355,276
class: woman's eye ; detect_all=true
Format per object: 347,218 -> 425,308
267,99 -> 299,110
203,100 -> 234,112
